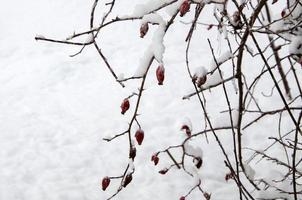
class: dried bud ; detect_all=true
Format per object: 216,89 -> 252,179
193,67 -> 207,87
179,0 -> 190,17
121,98 -> 130,115
198,75 -> 207,87
159,168 -> 168,175
232,11 -> 240,23
135,129 -> 144,145
194,75 -> 207,87
180,196 -> 186,200
204,192 -> 211,200
272,0 -> 278,4
281,9 -> 286,18
195,157 -> 203,169
231,11 -> 243,29
181,125 -> 191,137
225,172 -> 235,182
140,23 -> 149,38
123,174 -> 133,187
207,24 -> 214,30
151,154 -> 159,165
129,147 -> 136,160
101,176 -> 110,191
156,65 -> 165,85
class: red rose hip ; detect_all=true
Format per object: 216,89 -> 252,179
135,129 -> 144,145
102,176 -> 110,191
179,0 -> 190,17
123,174 -> 133,187
156,65 -> 165,85
151,154 -> 159,165
121,98 -> 130,114
140,23 -> 149,38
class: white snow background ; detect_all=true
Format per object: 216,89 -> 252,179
0,0 -> 301,200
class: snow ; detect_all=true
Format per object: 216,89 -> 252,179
117,73 -> 125,81
129,159 -> 135,172
135,13 -> 167,74
132,0 -> 176,17
35,34 -> 45,39
222,24 -> 228,39
141,13 -> 166,25
243,163 -> 255,180
214,110 -> 239,128
134,49 -> 153,77
203,70 -> 224,87
150,22 -> 166,63
165,1 -> 183,16
289,35 -> 302,55
210,50 -> 234,70
181,117 -> 193,131
193,66 -> 207,78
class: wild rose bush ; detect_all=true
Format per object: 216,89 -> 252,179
36,0 -> 302,199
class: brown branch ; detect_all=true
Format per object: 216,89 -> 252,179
250,32 -> 301,135
292,111 -> 302,200
264,3 -> 292,100
233,0 -> 269,184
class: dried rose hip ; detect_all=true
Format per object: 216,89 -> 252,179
101,176 -> 110,191
140,23 -> 149,38
151,154 -> 159,165
180,0 -> 190,17
156,65 -> 165,85
135,129 -> 144,145
121,98 -> 130,114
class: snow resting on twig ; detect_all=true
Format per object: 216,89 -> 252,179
132,0 -> 176,17
210,50 -> 234,70
134,13 -> 167,77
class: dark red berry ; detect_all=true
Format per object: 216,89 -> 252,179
121,98 -> 130,115
195,157 -> 203,169
180,196 -> 186,200
135,129 -> 144,145
181,125 -> 191,137
151,154 -> 159,165
123,174 -> 133,187
159,168 -> 168,175
156,65 -> 165,85
204,192 -> 211,200
180,0 -> 190,17
140,23 -> 149,38
101,177 -> 110,191
281,9 -> 286,18
192,73 -> 207,87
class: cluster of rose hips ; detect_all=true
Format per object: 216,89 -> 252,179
101,0 -> 208,198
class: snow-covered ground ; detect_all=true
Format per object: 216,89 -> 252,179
0,0 -> 301,200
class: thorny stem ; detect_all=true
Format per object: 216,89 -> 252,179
234,0 -> 269,176
292,111 -> 302,200
250,33 -> 301,134
207,40 -> 244,197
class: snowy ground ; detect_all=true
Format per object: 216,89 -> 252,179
0,0 -> 301,200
